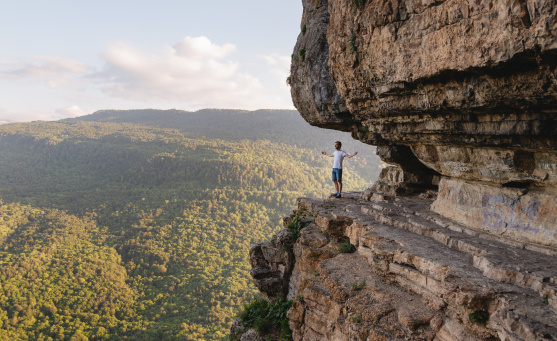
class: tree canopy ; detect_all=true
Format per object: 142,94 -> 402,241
0,109 -> 383,340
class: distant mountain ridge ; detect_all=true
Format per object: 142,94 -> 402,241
69,109 -> 348,150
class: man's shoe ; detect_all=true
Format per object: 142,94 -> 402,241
335,193 -> 342,198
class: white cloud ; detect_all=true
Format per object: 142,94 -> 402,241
0,56 -> 88,87
0,36 -> 294,120
173,36 -> 236,59
263,54 -> 291,72
92,36 -> 291,109
262,53 -> 291,86
55,105 -> 87,119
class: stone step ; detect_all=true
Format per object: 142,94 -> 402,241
297,194 -> 557,340
355,218 -> 557,340
355,196 -> 557,307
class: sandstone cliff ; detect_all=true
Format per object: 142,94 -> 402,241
290,0 -> 557,248
244,194 -> 557,340
233,0 -> 557,340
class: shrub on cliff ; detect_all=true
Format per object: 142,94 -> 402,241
238,297 -> 293,339
298,48 -> 306,62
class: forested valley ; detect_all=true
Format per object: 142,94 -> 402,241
0,109 -> 383,340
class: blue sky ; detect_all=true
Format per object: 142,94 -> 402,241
0,0 -> 302,122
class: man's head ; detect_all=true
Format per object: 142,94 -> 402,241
335,141 -> 342,150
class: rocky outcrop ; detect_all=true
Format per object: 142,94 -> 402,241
244,194 -> 557,340
290,0 -> 557,248
238,0 -> 557,340
249,228 -> 299,299
290,0 -> 356,130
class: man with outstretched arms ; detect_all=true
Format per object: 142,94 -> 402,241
321,141 -> 357,198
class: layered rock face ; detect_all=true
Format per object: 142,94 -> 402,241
290,0 -> 557,247
243,195 -> 557,340
234,0 -> 557,340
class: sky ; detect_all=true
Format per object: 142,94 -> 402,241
0,0 -> 303,122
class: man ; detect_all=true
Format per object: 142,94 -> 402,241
321,141 -> 357,198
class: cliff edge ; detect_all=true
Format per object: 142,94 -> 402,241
245,194 -> 557,340
233,0 -> 557,340
291,0 -> 557,248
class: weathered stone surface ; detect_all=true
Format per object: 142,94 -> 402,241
371,165 -> 440,196
229,318 -> 247,341
249,232 -> 297,299
290,0 -> 557,248
289,252 -> 438,340
239,329 -> 262,341
288,224 -> 339,299
290,0 -> 354,131
241,194 -> 557,340
413,145 -> 557,185
314,213 -> 353,237
292,0 -> 557,144
432,177 -> 557,247
244,1 -> 557,339
327,0 -> 557,120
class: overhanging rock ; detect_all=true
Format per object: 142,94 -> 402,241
290,0 -> 557,248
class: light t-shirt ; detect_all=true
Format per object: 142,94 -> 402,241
333,150 -> 347,169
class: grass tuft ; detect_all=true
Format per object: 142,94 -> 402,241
469,310 -> 489,326
353,0 -> 365,8
349,32 -> 358,54
351,280 -> 366,291
339,240 -> 356,253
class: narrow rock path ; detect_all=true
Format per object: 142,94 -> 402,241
247,192 -> 557,340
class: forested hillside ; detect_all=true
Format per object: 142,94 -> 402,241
0,109 -> 383,340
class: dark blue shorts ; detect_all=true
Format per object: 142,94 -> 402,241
332,168 -> 343,182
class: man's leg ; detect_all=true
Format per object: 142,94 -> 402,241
333,180 -> 340,194
337,169 -> 343,196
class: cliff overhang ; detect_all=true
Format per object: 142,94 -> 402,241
232,1 -> 557,340
290,0 -> 557,248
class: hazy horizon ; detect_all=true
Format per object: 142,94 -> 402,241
0,1 -> 302,123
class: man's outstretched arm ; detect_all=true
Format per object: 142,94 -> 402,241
321,151 -> 334,157
346,152 -> 358,158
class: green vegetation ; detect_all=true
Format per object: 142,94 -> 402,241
285,215 -> 308,248
0,109 -> 383,340
542,295 -> 549,305
238,297 -> 293,339
352,315 -> 361,323
339,240 -> 357,253
301,24 -> 307,35
469,310 -> 489,326
299,48 -> 306,62
354,0 -> 365,8
358,126 -> 368,132
349,32 -> 358,54
351,280 -> 366,291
